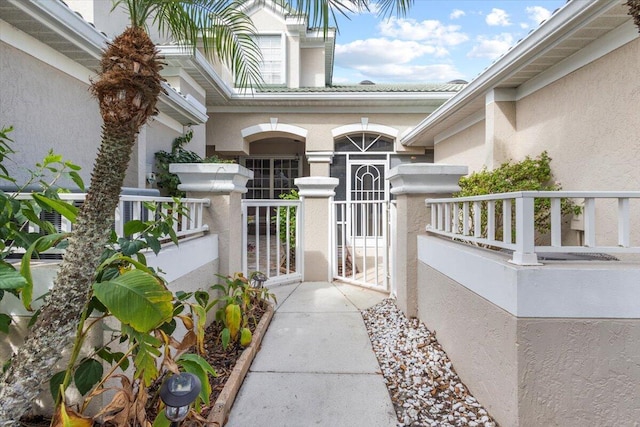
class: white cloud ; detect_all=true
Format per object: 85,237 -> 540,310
520,22 -> 530,29
467,33 -> 515,59
486,8 -> 511,26
526,6 -> 552,25
450,9 -> 465,20
341,63 -> 465,83
377,17 -> 468,45
336,39 -> 447,68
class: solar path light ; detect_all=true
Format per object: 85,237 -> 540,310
159,372 -> 201,426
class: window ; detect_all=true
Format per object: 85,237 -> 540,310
244,157 -> 300,199
256,35 -> 284,85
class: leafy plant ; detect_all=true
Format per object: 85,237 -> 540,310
0,126 -> 85,334
154,131 -> 234,197
455,151 -> 581,242
274,189 -> 299,269
0,127 -> 217,424
208,272 -> 276,350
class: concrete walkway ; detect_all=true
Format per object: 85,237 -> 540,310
226,281 -> 397,427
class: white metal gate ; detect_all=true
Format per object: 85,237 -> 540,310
332,200 -> 391,291
242,199 -> 303,286
332,159 -> 391,291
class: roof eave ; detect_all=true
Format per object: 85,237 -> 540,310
401,0 -> 625,147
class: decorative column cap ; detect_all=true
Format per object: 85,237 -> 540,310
388,163 -> 468,195
170,163 -> 254,194
294,177 -> 339,197
306,151 -> 334,164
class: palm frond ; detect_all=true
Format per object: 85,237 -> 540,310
288,0 -> 413,35
112,0 -> 263,88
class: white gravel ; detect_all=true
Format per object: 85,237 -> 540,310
362,299 -> 498,427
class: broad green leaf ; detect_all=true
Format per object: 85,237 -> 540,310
123,220 -> 147,236
177,354 -> 217,408
93,270 -> 173,333
119,239 -> 146,256
74,358 -> 103,395
32,193 -> 77,223
221,328 -> 230,350
50,370 -> 66,401
146,235 -> 161,255
0,262 -> 27,290
240,328 -> 252,347
0,313 -> 11,333
152,409 -> 171,427
194,290 -> 209,308
68,171 -> 85,191
123,325 -> 162,386
20,233 -> 69,310
225,304 -> 241,340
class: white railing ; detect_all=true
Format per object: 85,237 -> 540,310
426,191 -> 640,265
12,193 -> 210,241
332,200 -> 389,290
241,199 -> 302,286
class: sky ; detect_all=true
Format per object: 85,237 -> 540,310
331,0 -> 567,84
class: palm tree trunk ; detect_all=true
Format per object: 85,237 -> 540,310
629,0 -> 640,32
0,27 -> 162,424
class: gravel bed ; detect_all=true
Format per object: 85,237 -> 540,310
362,299 -> 498,427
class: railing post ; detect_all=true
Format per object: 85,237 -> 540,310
294,177 -> 339,282
171,163 -> 253,277
512,194 -> 540,265
387,164 -> 468,318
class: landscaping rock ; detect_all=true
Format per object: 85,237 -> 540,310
362,299 -> 498,427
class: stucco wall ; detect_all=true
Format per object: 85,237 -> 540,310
0,41 -> 100,187
207,113 -> 427,154
417,246 -> 640,426
434,121 -> 485,173
417,262 -> 518,426
517,318 -> 640,427
513,38 -> 640,193
300,47 -> 326,87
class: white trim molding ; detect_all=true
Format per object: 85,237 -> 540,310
241,122 -> 308,142
0,19 -> 95,84
516,21 -> 639,101
294,177 -> 339,197
388,164 -> 468,195
419,236 -> 640,318
306,151 -> 334,164
331,122 -> 399,139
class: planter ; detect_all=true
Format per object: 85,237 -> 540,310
169,163 -> 254,194
206,302 -> 275,426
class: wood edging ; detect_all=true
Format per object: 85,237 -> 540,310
206,302 -> 275,426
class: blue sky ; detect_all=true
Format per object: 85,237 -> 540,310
331,0 -> 567,84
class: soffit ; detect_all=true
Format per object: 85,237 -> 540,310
403,0 -> 633,147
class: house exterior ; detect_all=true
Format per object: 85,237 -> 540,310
1,0 -> 639,425
390,1 -> 640,425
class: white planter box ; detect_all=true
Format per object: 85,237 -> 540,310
169,163 -> 254,193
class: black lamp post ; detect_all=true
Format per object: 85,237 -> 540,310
159,372 -> 201,426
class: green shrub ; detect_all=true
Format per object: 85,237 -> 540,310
455,152 -> 580,241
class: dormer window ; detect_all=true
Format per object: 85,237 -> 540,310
256,34 -> 285,85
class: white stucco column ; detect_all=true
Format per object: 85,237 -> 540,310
294,176 -> 339,282
485,88 -> 517,169
388,163 -> 468,318
170,163 -> 253,277
306,151 -> 334,177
